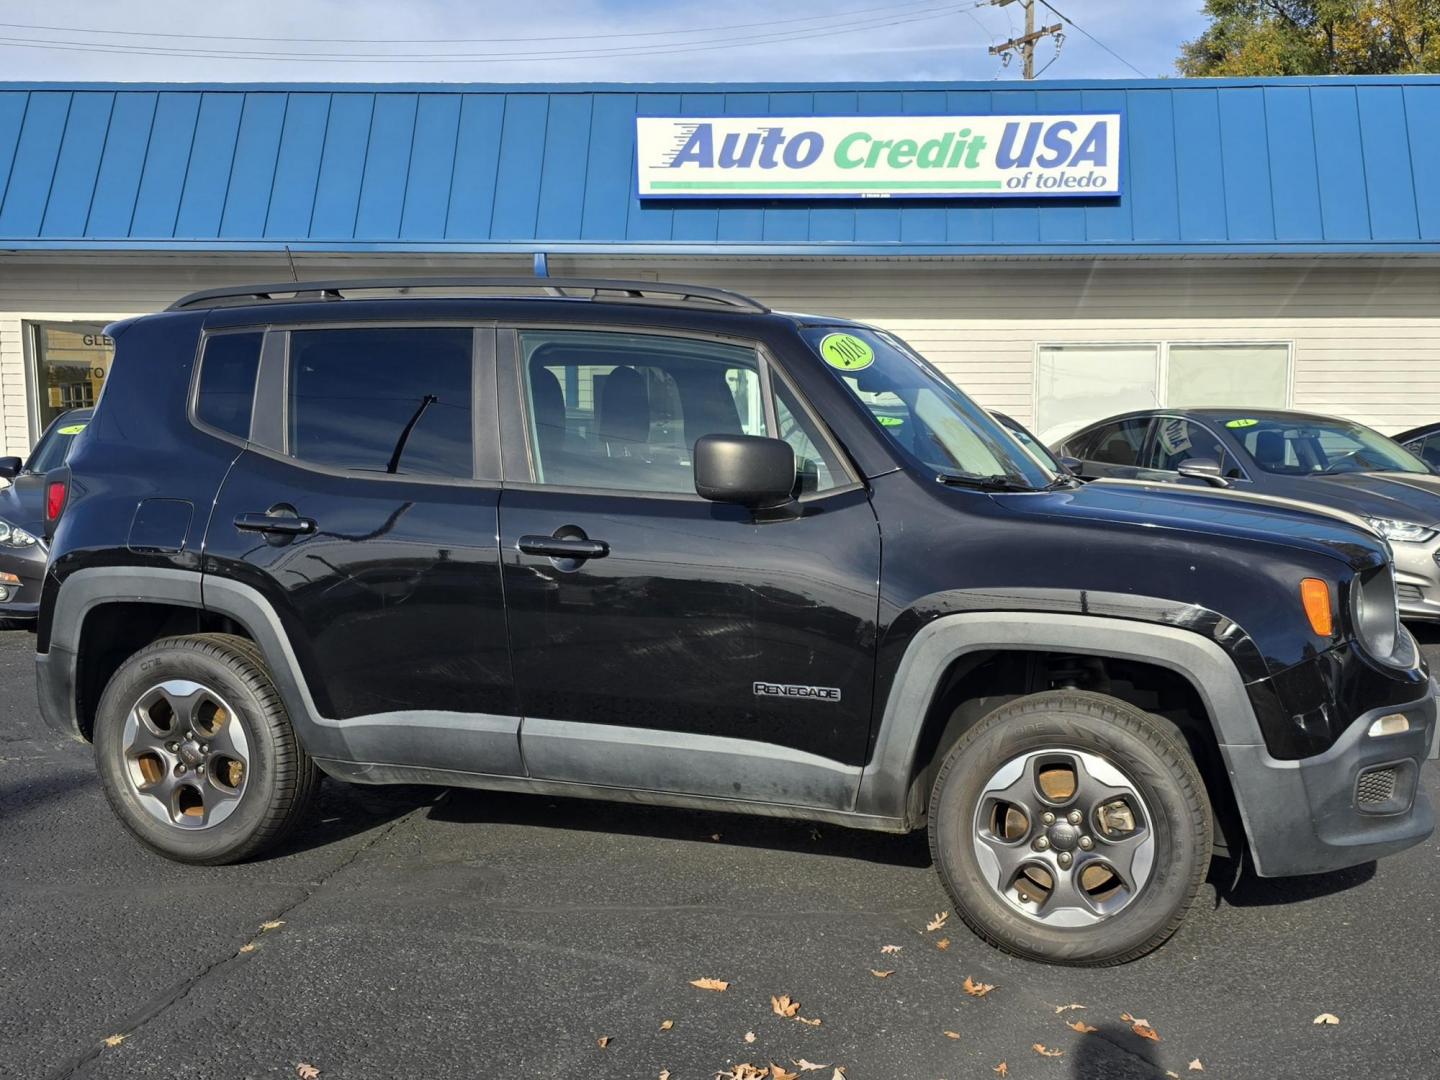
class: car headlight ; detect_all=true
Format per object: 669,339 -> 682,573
1351,564 -> 1416,667
0,521 -> 36,547
1364,516 -> 1437,543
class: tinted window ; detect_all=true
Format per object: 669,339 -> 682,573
521,330 -> 766,494
773,377 -> 845,494
1085,418 -> 1151,466
1145,417 -> 1229,473
196,332 -> 262,439
1404,432 -> 1440,471
288,328 -> 473,478
1225,415 -> 1427,476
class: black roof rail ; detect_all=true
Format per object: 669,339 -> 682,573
165,276 -> 770,314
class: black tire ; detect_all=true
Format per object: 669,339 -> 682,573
928,690 -> 1211,966
93,633 -> 320,864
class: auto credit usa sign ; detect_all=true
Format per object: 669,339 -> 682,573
636,114 -> 1122,199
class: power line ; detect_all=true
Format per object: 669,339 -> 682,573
0,3 -> 944,46
0,4 -> 991,64
1035,0 -> 1147,78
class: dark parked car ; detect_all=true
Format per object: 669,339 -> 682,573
35,278 -> 1434,966
0,408 -> 92,628
1393,421 -> 1440,471
1054,408 -> 1440,622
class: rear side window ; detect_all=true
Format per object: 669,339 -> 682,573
287,327 -> 473,478
1084,418 -> 1151,466
196,332 -> 263,439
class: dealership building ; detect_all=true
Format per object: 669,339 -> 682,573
1,75 -> 1439,454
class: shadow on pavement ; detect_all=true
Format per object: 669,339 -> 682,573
1206,854 -> 1376,907
1069,1023 -> 1163,1079
429,786 -> 935,868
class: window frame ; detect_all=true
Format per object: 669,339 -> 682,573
497,322 -> 861,502
187,326 -> 267,448
242,321 -> 500,487
1143,413 -> 1253,483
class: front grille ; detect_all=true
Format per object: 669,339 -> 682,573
1356,767 -> 1398,806
1397,583 -> 1425,603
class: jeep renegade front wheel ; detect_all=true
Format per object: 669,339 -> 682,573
94,634 -> 319,864
928,691 -> 1211,965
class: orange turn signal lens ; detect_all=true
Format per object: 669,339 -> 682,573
1300,578 -> 1333,637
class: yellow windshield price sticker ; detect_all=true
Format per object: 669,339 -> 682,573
819,332 -> 875,372
1225,418 -> 1259,429
57,424 -> 87,435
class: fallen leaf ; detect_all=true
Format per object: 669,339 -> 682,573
238,943 -> 257,954
927,911 -> 950,932
796,1016 -> 822,1027
963,975 -> 996,998
1167,1073 -> 1180,1079
1314,1013 -> 1340,1026
660,1072 -> 671,1080
1033,1043 -> 1064,1058
829,1070 -> 846,1080
691,977 -> 730,992
745,1031 -> 757,1043
792,1060 -> 828,1072
771,1065 -> 799,1080
260,920 -> 285,932
943,1031 -> 961,1040
102,1035 -> 127,1048
993,1064 -> 1008,1078
1189,1062 -> 1205,1073
880,944 -> 902,954
1054,1003 -> 1087,1014
296,1066 -> 320,1080
1066,1019 -> 1098,1034
935,938 -> 951,951
870,969 -> 894,978
1121,1012 -> 1161,1041
771,994 -> 801,1018
716,1065 -> 769,1080
660,1019 -> 674,1032
597,1036 -> 611,1049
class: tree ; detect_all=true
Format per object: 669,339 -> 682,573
1177,0 -> 1440,76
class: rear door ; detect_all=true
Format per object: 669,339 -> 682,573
495,325 -> 882,811
203,321 -> 519,775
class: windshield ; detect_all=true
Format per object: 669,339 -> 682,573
1224,414 -> 1429,476
802,327 -> 1055,488
994,412 -> 1062,472
26,414 -> 88,473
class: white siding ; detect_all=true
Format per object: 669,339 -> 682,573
1,252 -> 1438,453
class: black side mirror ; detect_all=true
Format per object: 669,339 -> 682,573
0,456 -> 20,479
1177,457 -> 1230,488
694,434 -> 796,508
1058,455 -> 1083,474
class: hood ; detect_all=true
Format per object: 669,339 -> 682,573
0,473 -> 47,533
994,476 -> 1388,572
1277,471 -> 1440,526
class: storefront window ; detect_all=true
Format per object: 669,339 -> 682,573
30,322 -> 114,432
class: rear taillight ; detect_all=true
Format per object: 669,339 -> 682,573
44,478 -> 67,526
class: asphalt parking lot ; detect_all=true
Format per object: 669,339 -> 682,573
3,629 -> 1438,1080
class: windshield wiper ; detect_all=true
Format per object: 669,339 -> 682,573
935,472 -> 1037,492
1043,472 -> 1082,490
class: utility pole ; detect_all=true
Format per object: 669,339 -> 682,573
987,0 -> 1063,80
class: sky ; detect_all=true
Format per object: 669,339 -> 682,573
0,1 -> 1210,84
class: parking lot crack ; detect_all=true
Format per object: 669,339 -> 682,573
43,806 -> 422,1080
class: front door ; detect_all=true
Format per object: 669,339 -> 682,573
203,323 -> 518,775
497,326 -> 881,811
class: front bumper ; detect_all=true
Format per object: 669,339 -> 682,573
1227,685 -> 1436,877
1391,538 -> 1440,620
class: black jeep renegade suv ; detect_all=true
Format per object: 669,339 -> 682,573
34,277 -> 1436,965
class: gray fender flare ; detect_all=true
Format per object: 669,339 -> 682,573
854,611 -> 1270,856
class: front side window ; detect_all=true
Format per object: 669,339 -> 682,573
1144,417 -> 1230,474
1227,415 -> 1428,476
802,326 -> 1053,489
195,332 -> 263,440
519,329 -> 847,496
287,328 -> 473,478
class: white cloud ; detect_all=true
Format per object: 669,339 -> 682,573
0,0 -> 1207,83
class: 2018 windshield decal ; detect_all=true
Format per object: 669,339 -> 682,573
637,114 -> 1122,199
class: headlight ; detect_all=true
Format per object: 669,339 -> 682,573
0,521 -> 36,547
1351,564 -> 1414,666
1364,516 -> 1437,543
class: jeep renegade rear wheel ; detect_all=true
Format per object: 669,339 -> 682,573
94,634 -> 319,864
928,691 -> 1211,965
